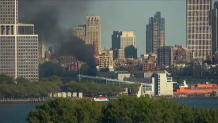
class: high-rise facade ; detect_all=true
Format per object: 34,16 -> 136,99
212,2 -> 218,55
73,25 -> 86,41
157,46 -> 173,68
73,15 -> 101,54
186,0 -> 212,59
112,31 -> 121,59
0,0 -> 39,81
86,16 -> 101,52
112,31 -> 137,59
146,12 -> 165,54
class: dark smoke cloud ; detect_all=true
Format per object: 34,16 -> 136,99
18,0 -> 97,68
59,36 -> 96,68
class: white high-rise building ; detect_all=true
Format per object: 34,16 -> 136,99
0,0 -> 39,81
186,0 -> 212,59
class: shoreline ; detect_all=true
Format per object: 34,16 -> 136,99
0,97 -> 217,104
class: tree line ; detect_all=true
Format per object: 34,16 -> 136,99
0,75 -> 122,98
39,62 -> 96,79
27,96 -> 218,123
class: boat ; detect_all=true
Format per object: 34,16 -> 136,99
173,80 -> 218,95
93,95 -> 109,101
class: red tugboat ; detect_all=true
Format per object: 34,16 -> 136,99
93,95 -> 109,101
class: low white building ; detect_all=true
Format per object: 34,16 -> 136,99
152,70 -> 177,96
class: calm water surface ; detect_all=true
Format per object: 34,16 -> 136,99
0,98 -> 218,123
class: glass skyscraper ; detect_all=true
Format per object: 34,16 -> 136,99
146,12 -> 165,54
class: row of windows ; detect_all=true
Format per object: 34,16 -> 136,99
187,5 -> 210,10
0,37 -> 37,39
187,40 -> 211,45
187,23 -> 211,26
1,43 -> 37,45
0,15 -> 16,18
187,34 -> 211,39
187,0 -> 210,4
188,46 -> 211,50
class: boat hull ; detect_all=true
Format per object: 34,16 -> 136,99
94,99 -> 109,101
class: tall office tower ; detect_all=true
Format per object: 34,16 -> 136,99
85,16 -> 101,53
186,0 -> 212,59
73,25 -> 86,41
112,31 -> 121,59
212,2 -> 218,55
0,0 -> 39,81
146,12 -> 165,54
73,16 -> 101,53
112,31 -> 136,59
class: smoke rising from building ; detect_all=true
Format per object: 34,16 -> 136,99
18,0 -> 96,68
59,36 -> 96,68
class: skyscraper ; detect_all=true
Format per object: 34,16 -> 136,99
73,15 -> 101,54
112,31 -> 137,59
212,2 -> 218,55
186,0 -> 212,59
0,0 -> 39,81
86,16 -> 101,53
146,12 -> 165,54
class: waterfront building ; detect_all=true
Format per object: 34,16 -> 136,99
79,70 -> 176,96
0,0 -> 39,81
186,0 -> 212,59
152,71 -> 176,96
146,12 -> 165,54
112,31 -> 137,59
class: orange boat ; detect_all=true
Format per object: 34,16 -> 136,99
173,80 -> 218,95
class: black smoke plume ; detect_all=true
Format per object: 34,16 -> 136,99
18,0 -> 97,68
59,36 -> 96,69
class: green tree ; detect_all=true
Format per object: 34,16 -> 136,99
0,74 -> 15,84
27,98 -> 104,123
127,83 -> 141,95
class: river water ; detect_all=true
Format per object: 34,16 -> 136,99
0,98 -> 217,123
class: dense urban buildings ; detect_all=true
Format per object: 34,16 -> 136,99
146,12 -> 165,54
212,2 -> 218,55
157,46 -> 173,68
0,0 -> 39,81
172,44 -> 193,64
112,31 -> 137,59
99,48 -> 113,70
186,0 -> 212,59
73,16 -> 101,54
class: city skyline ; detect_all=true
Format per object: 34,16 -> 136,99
36,0 -> 218,57
56,1 -> 187,56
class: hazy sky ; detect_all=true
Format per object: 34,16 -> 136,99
57,0 -> 218,56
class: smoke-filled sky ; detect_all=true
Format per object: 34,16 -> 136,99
18,0 -> 218,56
